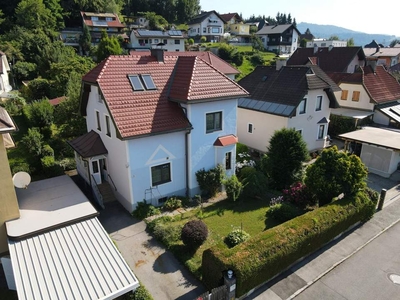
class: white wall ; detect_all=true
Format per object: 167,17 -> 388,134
360,144 -> 392,178
130,32 -> 185,51
336,83 -> 373,111
188,12 -> 224,39
373,109 -> 390,126
86,85 -> 132,211
237,108 -> 288,152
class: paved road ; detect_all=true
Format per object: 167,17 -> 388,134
293,221 -> 400,300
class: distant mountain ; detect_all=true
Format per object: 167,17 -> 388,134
297,22 -> 399,47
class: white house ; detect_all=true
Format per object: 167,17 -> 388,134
237,64 -> 340,152
306,39 -> 347,48
255,24 -> 300,54
69,49 -> 248,212
0,51 -> 12,98
130,29 -> 185,51
188,11 -> 225,42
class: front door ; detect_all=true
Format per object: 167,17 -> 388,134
91,159 -> 101,184
100,158 -> 108,182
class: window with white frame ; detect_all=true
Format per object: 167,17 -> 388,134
151,163 -> 171,186
105,115 -> 111,137
296,129 -> 303,135
299,98 -> 307,114
316,96 -> 323,111
206,111 -> 222,133
318,124 -> 325,139
96,111 -> 101,131
248,123 -> 253,133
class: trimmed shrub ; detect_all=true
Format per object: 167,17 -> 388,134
195,164 -> 224,197
240,167 -> 268,199
266,202 -> 302,222
132,201 -> 161,219
181,219 -> 208,249
130,285 -> 153,300
202,190 -> 376,297
225,229 -> 250,248
163,197 -> 182,211
249,53 -> 265,66
282,182 -> 316,208
153,222 -> 183,247
223,175 -> 243,202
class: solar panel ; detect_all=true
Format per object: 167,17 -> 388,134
168,30 -> 182,36
92,20 -> 108,27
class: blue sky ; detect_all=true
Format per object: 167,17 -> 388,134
199,0 -> 400,37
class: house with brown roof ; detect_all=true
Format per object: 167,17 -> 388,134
237,64 -> 340,152
329,63 -> 400,127
69,49 -> 248,212
363,46 -> 400,67
287,46 -> 367,73
255,24 -> 300,54
81,11 -> 125,45
188,11 -> 225,42
219,13 -> 251,43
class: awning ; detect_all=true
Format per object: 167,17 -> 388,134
68,130 -> 108,158
376,102 -> 400,123
331,108 -> 374,119
214,134 -> 238,146
8,217 -> 139,300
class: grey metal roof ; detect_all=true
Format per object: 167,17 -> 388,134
9,217 -> 139,300
238,97 -> 295,117
136,29 -> 183,38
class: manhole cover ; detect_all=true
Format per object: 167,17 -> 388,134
388,274 -> 400,285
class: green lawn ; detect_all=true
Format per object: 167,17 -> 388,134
152,197 -> 280,279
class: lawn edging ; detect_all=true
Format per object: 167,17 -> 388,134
201,190 -> 377,298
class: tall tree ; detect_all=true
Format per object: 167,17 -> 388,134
176,0 -> 200,23
43,0 -> 65,30
347,38 -> 355,46
96,30 -> 122,62
15,0 -> 57,33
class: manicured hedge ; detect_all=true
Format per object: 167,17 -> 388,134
201,190 -> 377,297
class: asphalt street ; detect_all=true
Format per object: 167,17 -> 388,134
293,220 -> 400,300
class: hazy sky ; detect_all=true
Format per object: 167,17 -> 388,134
199,0 -> 400,37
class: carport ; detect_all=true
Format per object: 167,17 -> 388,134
339,126 -> 400,178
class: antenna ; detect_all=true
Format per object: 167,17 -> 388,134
12,172 -> 31,189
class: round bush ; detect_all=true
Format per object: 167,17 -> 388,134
266,203 -> 301,223
181,219 -> 208,248
225,229 -> 250,248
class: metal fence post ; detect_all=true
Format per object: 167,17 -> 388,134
224,270 -> 236,300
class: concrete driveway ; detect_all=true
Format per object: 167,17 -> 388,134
97,201 -> 207,300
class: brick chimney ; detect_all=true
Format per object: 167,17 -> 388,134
150,48 -> 164,63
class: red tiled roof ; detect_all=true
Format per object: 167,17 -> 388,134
48,96 -> 66,106
165,51 -> 240,75
80,11 -> 125,28
362,65 -> 400,104
81,53 -> 248,139
169,56 -> 248,102
214,135 -> 238,146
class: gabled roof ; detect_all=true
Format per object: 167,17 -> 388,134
389,62 -> 400,73
238,65 -> 340,116
81,52 -> 248,139
363,47 -> 400,58
48,96 -> 66,106
256,24 -> 299,35
287,47 -> 366,73
364,40 -> 384,48
164,51 -> 240,75
219,13 -> 243,23
188,10 -> 226,25
68,130 -> 108,158
362,65 -> 400,103
80,11 -> 125,28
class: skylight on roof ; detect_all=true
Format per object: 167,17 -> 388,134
141,74 -> 156,90
128,75 -> 144,91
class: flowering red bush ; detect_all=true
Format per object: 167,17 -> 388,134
282,182 -> 316,208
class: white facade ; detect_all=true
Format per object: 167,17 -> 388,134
188,12 -> 224,41
0,53 -> 12,95
360,144 -> 400,178
306,39 -> 347,48
130,31 -> 185,52
333,83 -> 373,111
257,27 -> 299,54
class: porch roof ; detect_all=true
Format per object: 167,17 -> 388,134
68,130 -> 108,158
330,108 -> 374,119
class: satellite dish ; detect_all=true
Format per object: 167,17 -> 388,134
12,172 -> 31,189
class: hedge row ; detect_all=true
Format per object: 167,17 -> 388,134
201,190 -> 377,297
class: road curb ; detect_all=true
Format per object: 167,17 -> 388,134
286,210 -> 400,300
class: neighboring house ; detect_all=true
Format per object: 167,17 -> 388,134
0,107 -> 139,299
48,95 -> 66,106
81,11 -> 125,45
299,28 -> 314,44
59,27 -> 82,53
339,126 -> 400,178
0,51 -> 12,98
69,49 -> 248,212
188,10 -> 225,42
245,20 -> 269,32
328,63 -> 400,127
363,45 -> 400,67
237,64 -> 340,152
255,24 -> 300,54
220,12 -> 250,43
130,29 -> 185,51
287,46 -> 367,73
306,39 -> 347,48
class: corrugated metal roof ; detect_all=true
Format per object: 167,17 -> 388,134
9,217 -> 139,300
377,101 -> 400,123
